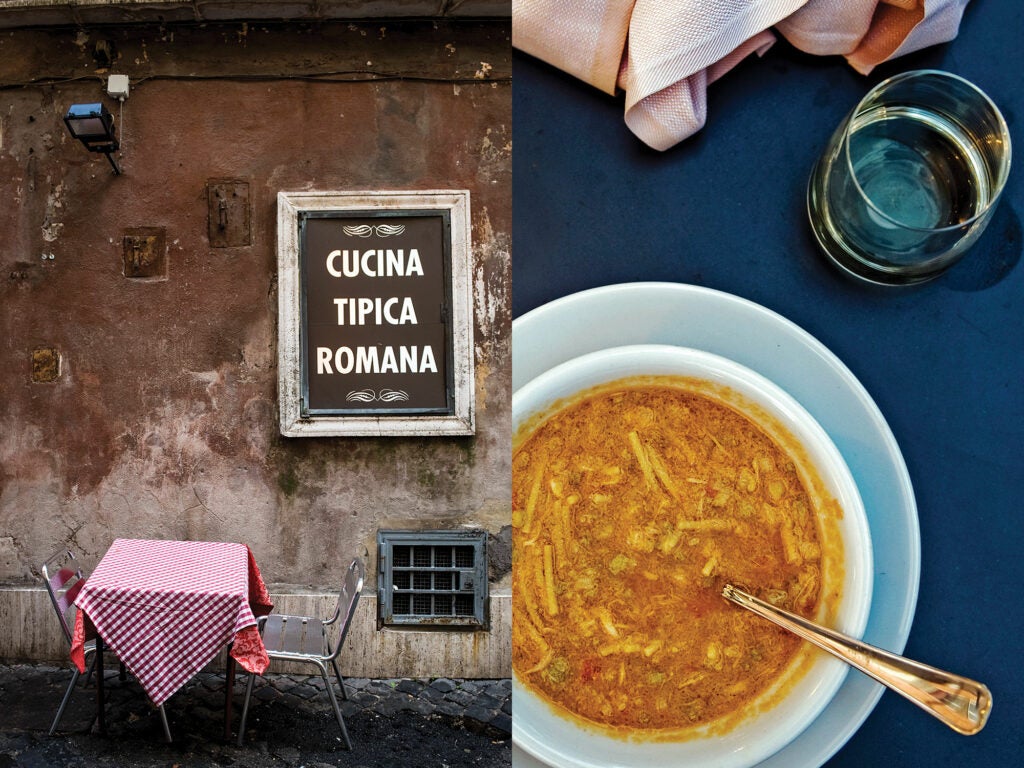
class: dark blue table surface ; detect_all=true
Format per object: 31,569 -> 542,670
512,1 -> 1023,766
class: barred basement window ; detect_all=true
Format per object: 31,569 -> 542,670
377,530 -> 488,629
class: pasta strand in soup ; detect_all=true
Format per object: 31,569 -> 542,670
512,384 -> 824,734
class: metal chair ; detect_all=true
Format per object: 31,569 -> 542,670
237,557 -> 365,748
41,548 -> 100,734
41,548 -> 171,741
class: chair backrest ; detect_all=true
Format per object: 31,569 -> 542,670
40,549 -> 87,647
326,558 -> 365,661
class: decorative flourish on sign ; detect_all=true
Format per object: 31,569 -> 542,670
342,224 -> 407,238
345,389 -> 377,402
346,389 -> 410,403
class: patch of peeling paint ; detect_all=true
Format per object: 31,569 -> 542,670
41,182 -> 65,243
188,369 -> 225,410
475,361 -> 491,413
472,125 -> 511,187
472,206 -> 511,350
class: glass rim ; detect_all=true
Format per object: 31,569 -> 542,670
841,69 -> 1012,234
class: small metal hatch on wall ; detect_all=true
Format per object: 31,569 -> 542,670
377,530 -> 488,629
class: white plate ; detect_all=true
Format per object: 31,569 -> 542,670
511,282 -> 920,768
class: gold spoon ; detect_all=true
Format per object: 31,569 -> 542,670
722,584 -> 992,735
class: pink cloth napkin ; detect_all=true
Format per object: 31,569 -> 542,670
513,0 -> 971,151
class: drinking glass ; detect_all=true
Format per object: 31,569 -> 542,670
808,70 -> 1011,285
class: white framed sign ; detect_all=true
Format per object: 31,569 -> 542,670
278,190 -> 475,437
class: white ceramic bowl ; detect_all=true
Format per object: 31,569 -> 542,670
512,344 -> 874,768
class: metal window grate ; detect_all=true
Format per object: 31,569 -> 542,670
377,530 -> 488,629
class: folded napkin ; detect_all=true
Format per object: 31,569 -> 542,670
778,0 -> 968,74
513,0 -> 971,151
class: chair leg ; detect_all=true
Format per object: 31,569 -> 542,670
236,671 -> 258,747
49,667 -> 82,735
158,705 -> 172,743
319,665 -> 351,750
224,653 -> 236,743
84,652 -> 98,687
330,657 -> 348,700
95,637 -> 105,735
84,655 -> 125,687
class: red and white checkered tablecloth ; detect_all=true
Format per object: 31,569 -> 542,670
70,538 -> 274,707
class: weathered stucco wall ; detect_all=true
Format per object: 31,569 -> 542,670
0,1 -> 511,30
0,20 -> 511,672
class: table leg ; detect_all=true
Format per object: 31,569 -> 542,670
95,635 -> 106,735
224,649 -> 236,742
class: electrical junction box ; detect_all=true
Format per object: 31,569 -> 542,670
107,75 -> 129,101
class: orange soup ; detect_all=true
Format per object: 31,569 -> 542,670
512,382 -> 828,735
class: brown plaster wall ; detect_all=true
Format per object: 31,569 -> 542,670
0,2 -> 513,31
0,21 -> 511,590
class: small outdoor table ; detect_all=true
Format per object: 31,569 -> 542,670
70,538 -> 274,741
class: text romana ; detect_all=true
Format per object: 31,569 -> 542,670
316,345 -> 438,375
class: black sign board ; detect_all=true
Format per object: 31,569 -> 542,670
300,211 -> 454,416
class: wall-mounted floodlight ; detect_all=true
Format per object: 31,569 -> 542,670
63,103 -> 121,175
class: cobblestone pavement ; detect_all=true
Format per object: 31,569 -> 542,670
0,663 -> 511,767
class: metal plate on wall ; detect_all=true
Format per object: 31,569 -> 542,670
122,227 -> 167,279
208,180 -> 251,247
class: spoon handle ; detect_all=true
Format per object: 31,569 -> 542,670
722,584 -> 991,735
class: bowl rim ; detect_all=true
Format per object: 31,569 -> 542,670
512,343 -> 875,768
